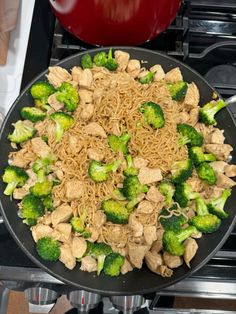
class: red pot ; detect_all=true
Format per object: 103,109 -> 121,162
49,0 -> 181,46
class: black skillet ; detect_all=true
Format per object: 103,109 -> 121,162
0,47 -> 236,295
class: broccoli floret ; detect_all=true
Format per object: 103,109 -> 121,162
31,81 -> 55,106
196,162 -> 216,185
43,194 -> 54,211
207,189 -> 231,219
2,165 -> 29,198
70,213 -> 91,237
199,99 -> 226,126
32,155 -> 55,182
108,133 -> 131,155
159,181 -> 175,206
105,49 -> 118,71
171,158 -> 193,184
21,194 -> 44,226
81,53 -> 93,69
93,52 -> 107,67
50,112 -> 75,142
163,225 -> 197,256
103,252 -> 125,277
121,175 -> 148,201
7,120 -> 36,144
30,181 -> 53,198
160,204 -> 186,232
56,82 -> 79,112
88,160 -> 120,183
89,242 -> 113,275
174,183 -> 199,208
102,199 -> 130,224
189,197 -> 221,233
167,81 -> 188,101
123,154 -> 138,177
177,124 -> 203,147
139,72 -> 154,84
139,101 -> 165,129
36,236 -> 60,261
20,107 -> 46,123
188,146 -> 216,166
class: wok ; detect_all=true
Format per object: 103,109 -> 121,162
0,47 -> 236,295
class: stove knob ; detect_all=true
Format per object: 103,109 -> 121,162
68,290 -> 101,312
24,287 -> 58,305
110,295 -> 144,314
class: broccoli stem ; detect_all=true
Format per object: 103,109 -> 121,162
4,182 -> 17,196
97,255 -> 106,275
176,225 -> 197,243
195,197 -> 208,216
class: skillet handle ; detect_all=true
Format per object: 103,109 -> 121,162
0,111 -> 4,128
226,95 -> 236,105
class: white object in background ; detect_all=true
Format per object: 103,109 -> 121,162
0,0 -> 35,116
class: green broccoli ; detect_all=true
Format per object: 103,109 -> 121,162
123,154 -> 138,177
121,175 -> 148,201
89,242 -> 113,275
189,197 -> 221,233
2,165 -> 29,197
31,81 -> 55,106
50,112 -> 75,142
167,81 -> 188,101
139,101 -> 165,129
160,204 -> 186,232
88,160 -> 120,183
56,82 -> 79,112
32,155 -> 55,182
43,194 -> 54,211
21,194 -> 44,226
20,107 -> 46,123
70,213 -> 91,237
93,51 -> 107,67
171,158 -> 193,184
36,236 -> 60,261
108,133 -> 131,155
207,189 -> 231,219
188,146 -> 216,166
159,181 -> 175,206
101,199 -> 130,224
139,72 -> 154,84
174,183 -> 199,208
30,181 -> 53,198
103,252 -> 125,277
163,225 -> 197,256
7,120 -> 36,144
81,53 -> 93,69
199,99 -> 227,126
196,162 -> 216,185
105,49 -> 118,71
177,124 -> 203,147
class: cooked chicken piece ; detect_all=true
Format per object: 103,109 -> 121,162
84,122 -> 107,138
224,164 -> 236,177
31,224 -> 53,242
68,135 -> 83,153
151,240 -> 163,253
93,210 -> 107,228
144,226 -> 157,245
216,172 -> 236,188
188,108 -> 199,126
203,186 -> 224,199
55,223 -> 72,242
156,265 -> 173,277
47,93 -> 64,111
133,157 -> 148,169
204,144 -> 233,161
165,67 -> 183,83
78,89 -> 93,105
206,129 -> 225,144
13,187 -> 28,200
186,175 -> 203,193
65,179 -> 84,201
184,83 -> 200,108
184,238 -> 198,267
47,66 -> 72,88
146,186 -> 165,203
93,87 -> 104,103
195,122 -> 214,139
138,70 -> 150,81
156,228 -> 164,240
150,64 -> 165,81
72,67 -> 93,89
51,204 -> 73,227
54,169 -> 64,181
210,161 -> 227,173
145,251 -> 163,274
111,121 -> 121,136
31,137 -> 51,158
59,244 -> 76,270
71,66 -> 83,81
126,59 -> 141,78
138,167 -> 162,185
127,242 -> 150,269
129,214 -> 143,237
163,252 -> 183,269
38,212 -> 52,226
80,256 -> 97,272
177,111 -> 189,124
108,225 -> 124,244
191,231 -> 202,239
121,258 -> 133,275
71,236 -> 87,259
136,200 -> 154,214
186,208 -> 195,219
80,103 -> 94,121
87,148 -> 104,161
10,146 -> 37,168
114,50 -> 130,71
87,227 -> 99,243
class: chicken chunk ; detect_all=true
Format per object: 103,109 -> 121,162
31,224 -> 53,242
72,67 -> 93,89
133,157 -> 148,169
186,175 -> 203,193
87,227 -> 99,243
84,122 -> 107,138
206,129 -> 225,144
55,223 -> 72,242
13,187 -> 28,200
203,186 -> 224,199
47,66 -> 72,88
156,228 -> 164,240
121,258 -> 133,275
65,180 -> 85,201
93,87 -> 104,103
111,121 -> 121,136
59,244 -> 76,270
156,265 -> 173,277
71,237 -> 87,259
204,144 -> 233,161
138,167 -> 162,185
87,148 -> 104,161
216,172 -> 236,188
163,252 -> 183,269
31,137 -> 51,158
51,204 -> 73,227
183,238 -> 198,267
210,161 -> 227,173
151,240 -> 163,253
224,164 -> 236,177
38,212 -> 52,226
80,256 -> 97,272
126,59 -> 141,78
150,64 -> 165,81
145,251 -> 163,274
80,103 -> 94,121
146,186 -> 165,203
114,50 -> 130,71
188,108 -> 199,126
136,200 -> 154,214
143,226 -> 157,245
47,93 -> 64,111
78,89 -> 93,105
127,242 -> 150,269
165,67 -> 183,83
10,146 -> 37,168
93,210 -> 107,228
68,135 -> 83,153
184,83 -> 200,108
177,111 -> 189,124
129,214 -> 143,237
195,122 -> 214,139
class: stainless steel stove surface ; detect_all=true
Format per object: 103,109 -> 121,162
1,0 -> 236,313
